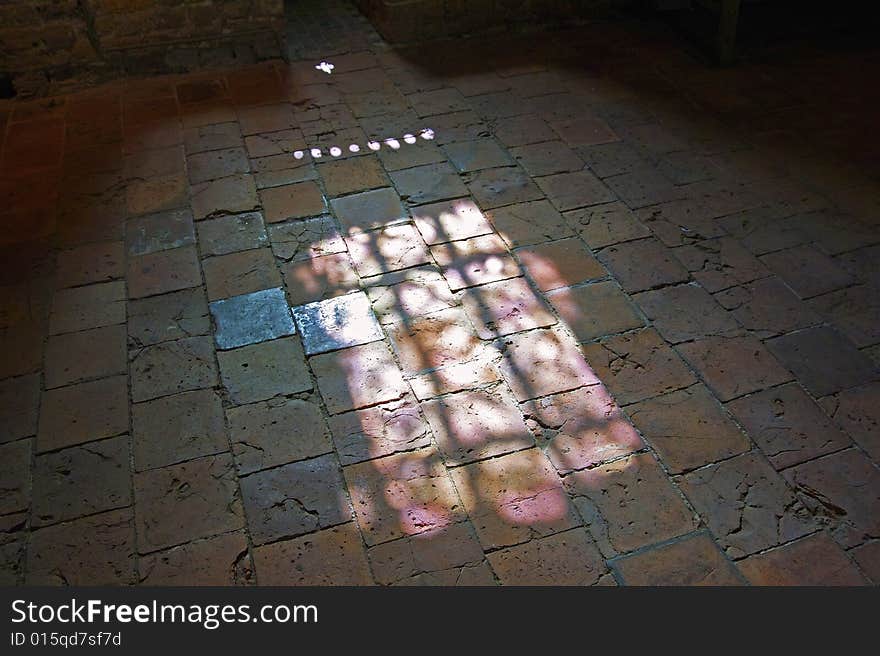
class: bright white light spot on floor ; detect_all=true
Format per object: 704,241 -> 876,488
485,255 -> 505,275
315,61 -> 335,74
290,130 -> 439,164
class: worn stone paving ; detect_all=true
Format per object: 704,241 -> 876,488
1,2 -> 879,586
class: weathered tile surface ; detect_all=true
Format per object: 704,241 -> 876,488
611,532 -> 744,586
241,454 -> 351,545
293,291 -> 384,355
217,337 -> 312,406
210,287 -> 296,350
228,398 -> 333,475
678,451 -> 816,558
3,9 -> 879,586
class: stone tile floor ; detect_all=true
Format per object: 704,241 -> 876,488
1,2 -> 879,585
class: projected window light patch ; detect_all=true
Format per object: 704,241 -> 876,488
292,291 -> 383,355
209,287 -> 296,350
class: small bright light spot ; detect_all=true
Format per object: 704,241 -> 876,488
485,255 -> 505,275
368,141 -> 381,151
330,146 -> 342,157
311,148 -> 322,158
349,144 -> 360,153
420,128 -> 435,140
403,133 -> 417,144
293,151 -> 304,160
385,138 -> 401,150
315,62 -> 335,74
536,340 -> 556,358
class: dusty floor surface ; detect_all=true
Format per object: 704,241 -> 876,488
1,1 -> 879,585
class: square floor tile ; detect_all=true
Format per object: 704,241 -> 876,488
345,223 -> 432,278
217,337 -> 312,406
240,454 -> 351,545
127,288 -> 210,347
311,341 -> 408,413
344,447 -> 464,545
422,387 -> 535,465
32,436 -> 131,527
196,211 -> 268,256
130,336 -> 218,402
37,375 -> 129,452
49,281 -> 126,335
390,162 -> 469,206
410,198 -> 494,245
228,397 -> 332,475
676,335 -> 792,402
260,180 -> 327,223
330,187 -> 408,232
44,325 -> 127,389
678,451 -> 816,558
765,326 -> 876,398
209,287 -> 295,350
282,252 -> 361,305
125,208 -> 195,257
134,453 -> 244,552
26,508 -> 137,585
254,523 -> 372,585
202,248 -> 281,301
267,214 -> 345,262
444,138 -> 514,172
132,389 -> 227,471
292,291 -> 383,355
461,276 -> 557,339
127,245 -> 202,299
451,448 -> 579,550
430,233 -> 520,291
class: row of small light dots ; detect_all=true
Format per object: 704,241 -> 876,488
292,128 -> 435,160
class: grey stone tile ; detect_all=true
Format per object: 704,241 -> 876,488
209,287 -> 295,350
292,291 -> 383,355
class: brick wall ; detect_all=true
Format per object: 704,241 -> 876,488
354,0 -> 635,44
0,1 -> 286,98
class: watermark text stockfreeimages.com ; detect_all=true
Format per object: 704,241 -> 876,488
10,598 -> 318,631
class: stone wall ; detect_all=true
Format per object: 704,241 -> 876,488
0,0 -> 286,98
354,0 -> 636,44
